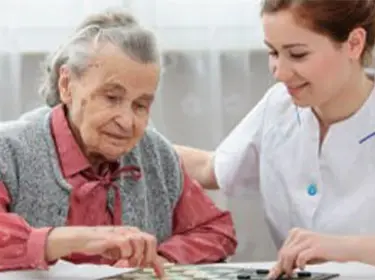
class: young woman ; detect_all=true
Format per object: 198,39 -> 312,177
175,0 -> 375,278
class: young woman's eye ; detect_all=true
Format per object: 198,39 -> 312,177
268,50 -> 278,57
290,53 -> 308,59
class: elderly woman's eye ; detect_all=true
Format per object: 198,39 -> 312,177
134,102 -> 148,111
106,95 -> 121,102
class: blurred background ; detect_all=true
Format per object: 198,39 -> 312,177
0,0 -> 278,261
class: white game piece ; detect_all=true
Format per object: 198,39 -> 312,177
169,266 -> 186,272
193,272 -> 211,279
182,269 -> 199,276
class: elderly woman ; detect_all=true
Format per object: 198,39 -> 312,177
0,10 -> 237,274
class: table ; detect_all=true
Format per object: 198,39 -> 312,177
1,260 -> 375,279
226,261 -> 375,280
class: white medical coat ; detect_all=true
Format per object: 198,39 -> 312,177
215,82 -> 375,248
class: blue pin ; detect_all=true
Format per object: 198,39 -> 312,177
307,183 -> 317,196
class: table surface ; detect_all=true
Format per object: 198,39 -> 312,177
1,260 -> 375,279
225,261 -> 375,280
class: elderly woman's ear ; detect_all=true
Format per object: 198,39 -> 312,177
58,65 -> 72,104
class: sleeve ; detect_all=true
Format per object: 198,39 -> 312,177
157,165 -> 237,264
0,182 -> 54,271
213,89 -> 271,196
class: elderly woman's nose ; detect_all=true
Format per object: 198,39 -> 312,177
116,111 -> 134,129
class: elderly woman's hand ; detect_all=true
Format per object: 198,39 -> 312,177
46,226 -> 164,278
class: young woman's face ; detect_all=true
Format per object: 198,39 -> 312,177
262,10 -> 358,108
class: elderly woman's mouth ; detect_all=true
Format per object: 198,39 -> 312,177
102,131 -> 132,140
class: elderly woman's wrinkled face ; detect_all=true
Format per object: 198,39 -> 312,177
59,43 -> 160,161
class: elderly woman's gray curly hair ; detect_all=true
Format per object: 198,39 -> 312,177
38,9 -> 160,107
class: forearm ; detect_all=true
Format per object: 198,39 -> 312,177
45,227 -> 84,262
346,236 -> 375,265
0,214 -> 100,271
0,213 -> 54,270
173,145 -> 217,189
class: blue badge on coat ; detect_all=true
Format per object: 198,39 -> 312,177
307,183 -> 317,196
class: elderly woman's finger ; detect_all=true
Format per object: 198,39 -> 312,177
142,233 -> 157,267
127,235 -> 146,267
152,258 -> 165,279
114,259 -> 130,268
